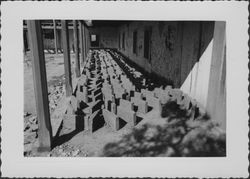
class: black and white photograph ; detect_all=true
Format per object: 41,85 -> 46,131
1,1 -> 248,178
23,20 -> 226,157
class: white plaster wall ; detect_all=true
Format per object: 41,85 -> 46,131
180,39 -> 213,108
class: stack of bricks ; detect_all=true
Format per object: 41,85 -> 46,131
62,49 -> 206,134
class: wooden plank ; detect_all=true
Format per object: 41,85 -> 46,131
61,20 -> 73,96
53,20 -> 58,54
27,20 -> 52,152
73,20 -> 80,77
79,21 -> 85,66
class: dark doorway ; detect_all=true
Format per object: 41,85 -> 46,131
144,27 -> 152,61
90,34 -> 99,47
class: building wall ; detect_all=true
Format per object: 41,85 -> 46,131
89,26 -> 118,48
115,21 -> 226,128
117,21 -> 214,88
180,39 -> 214,108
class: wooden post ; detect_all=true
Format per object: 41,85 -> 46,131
23,29 -> 27,56
53,20 -> 58,54
84,25 -> 88,57
73,20 -> 80,77
27,20 -> 52,152
206,21 -> 226,129
79,21 -> 85,66
61,20 -> 73,96
57,28 -> 62,52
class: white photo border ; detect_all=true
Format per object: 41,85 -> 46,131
1,1 -> 249,178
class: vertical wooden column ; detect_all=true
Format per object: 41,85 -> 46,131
84,26 -> 88,57
79,21 -> 85,66
87,28 -> 90,52
57,28 -> 62,52
27,20 -> 52,151
73,20 -> 80,77
53,20 -> 58,54
23,29 -> 27,56
206,21 -> 226,129
61,20 -> 73,96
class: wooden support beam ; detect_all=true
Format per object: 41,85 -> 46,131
73,20 -> 80,77
53,20 -> 58,54
83,25 -> 86,58
27,20 -> 52,152
61,20 -> 73,96
79,21 -> 85,66
57,29 -> 62,52
23,29 -> 26,56
84,26 -> 88,57
206,21 -> 226,129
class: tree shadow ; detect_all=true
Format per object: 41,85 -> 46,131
102,100 -> 226,157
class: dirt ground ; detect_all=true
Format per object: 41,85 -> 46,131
50,109 -> 162,157
24,52 -> 78,116
24,51 -> 80,156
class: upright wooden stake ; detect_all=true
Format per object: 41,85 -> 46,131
27,20 -> 52,152
79,21 -> 85,66
73,20 -> 80,77
61,20 -> 73,96
53,20 -> 58,54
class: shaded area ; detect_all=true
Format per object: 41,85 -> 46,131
118,118 -> 127,130
107,49 -> 174,90
102,100 -> 225,157
179,21 -> 214,86
78,101 -> 88,111
135,116 -> 143,125
52,129 -> 79,149
92,110 -> 105,132
147,106 -> 153,112
92,100 -> 104,114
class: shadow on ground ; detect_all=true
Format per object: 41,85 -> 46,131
102,101 -> 226,157
52,128 -> 80,149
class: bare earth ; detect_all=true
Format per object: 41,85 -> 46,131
24,52 -> 78,116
